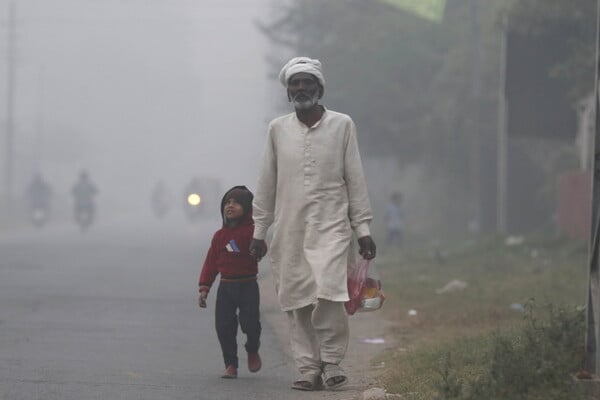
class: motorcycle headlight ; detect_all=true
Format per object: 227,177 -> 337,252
187,193 -> 202,206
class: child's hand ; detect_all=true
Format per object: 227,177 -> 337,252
198,290 -> 208,308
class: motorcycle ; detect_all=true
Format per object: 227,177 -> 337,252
74,202 -> 95,232
30,205 -> 49,228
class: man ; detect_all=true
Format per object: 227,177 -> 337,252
250,57 -> 376,391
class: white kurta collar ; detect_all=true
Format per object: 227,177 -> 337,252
292,106 -> 328,129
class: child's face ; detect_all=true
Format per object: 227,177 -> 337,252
223,197 -> 244,221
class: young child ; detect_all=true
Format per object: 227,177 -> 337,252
385,192 -> 403,246
198,185 -> 265,379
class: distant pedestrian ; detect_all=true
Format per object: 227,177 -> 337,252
385,192 -> 404,246
198,186 -> 266,379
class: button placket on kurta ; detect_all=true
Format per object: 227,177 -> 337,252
303,127 -> 311,187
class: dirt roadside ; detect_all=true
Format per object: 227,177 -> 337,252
258,270 -> 397,400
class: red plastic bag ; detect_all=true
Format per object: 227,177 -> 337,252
345,257 -> 385,315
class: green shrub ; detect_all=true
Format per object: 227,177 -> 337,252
430,302 -> 586,400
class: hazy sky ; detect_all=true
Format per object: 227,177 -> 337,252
0,0 -> 275,214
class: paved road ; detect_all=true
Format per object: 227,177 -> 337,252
0,217 -> 315,400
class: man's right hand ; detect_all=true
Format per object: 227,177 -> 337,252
358,235 -> 376,260
249,239 -> 266,261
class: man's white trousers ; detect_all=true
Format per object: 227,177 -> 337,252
286,299 -> 349,375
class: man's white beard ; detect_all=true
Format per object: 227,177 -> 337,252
292,92 -> 319,110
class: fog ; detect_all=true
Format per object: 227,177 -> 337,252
0,0 -> 595,240
0,0 -> 274,221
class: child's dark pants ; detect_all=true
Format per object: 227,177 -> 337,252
215,279 -> 261,368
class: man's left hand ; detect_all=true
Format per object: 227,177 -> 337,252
358,236 -> 376,260
249,239 -> 266,262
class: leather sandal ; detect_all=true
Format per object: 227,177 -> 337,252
322,363 -> 348,389
291,373 -> 323,391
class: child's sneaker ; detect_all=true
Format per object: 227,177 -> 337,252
221,365 -> 237,379
247,352 -> 262,373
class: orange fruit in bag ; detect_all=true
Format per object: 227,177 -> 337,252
361,286 -> 379,299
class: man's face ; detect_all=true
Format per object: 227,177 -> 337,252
287,72 -> 321,110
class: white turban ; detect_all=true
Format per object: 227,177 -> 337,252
278,57 -> 325,88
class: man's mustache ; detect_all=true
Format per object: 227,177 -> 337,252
292,92 -> 312,101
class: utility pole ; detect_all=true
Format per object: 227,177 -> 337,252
496,16 -> 508,234
4,1 -> 16,213
584,0 -> 600,375
468,0 -> 482,234
34,67 -> 44,172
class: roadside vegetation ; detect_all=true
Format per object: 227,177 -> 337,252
375,235 -> 588,399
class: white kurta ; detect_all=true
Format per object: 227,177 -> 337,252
253,109 -> 373,311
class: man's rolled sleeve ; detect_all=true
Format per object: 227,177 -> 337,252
253,224 -> 269,241
354,222 -> 371,239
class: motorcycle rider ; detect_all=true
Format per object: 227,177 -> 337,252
151,180 -> 170,219
27,173 -> 52,227
71,170 -> 98,230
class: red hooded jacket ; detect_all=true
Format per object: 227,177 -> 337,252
198,186 -> 265,290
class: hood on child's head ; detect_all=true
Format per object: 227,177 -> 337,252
220,185 -> 254,225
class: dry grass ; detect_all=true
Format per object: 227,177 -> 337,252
374,235 -> 588,399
